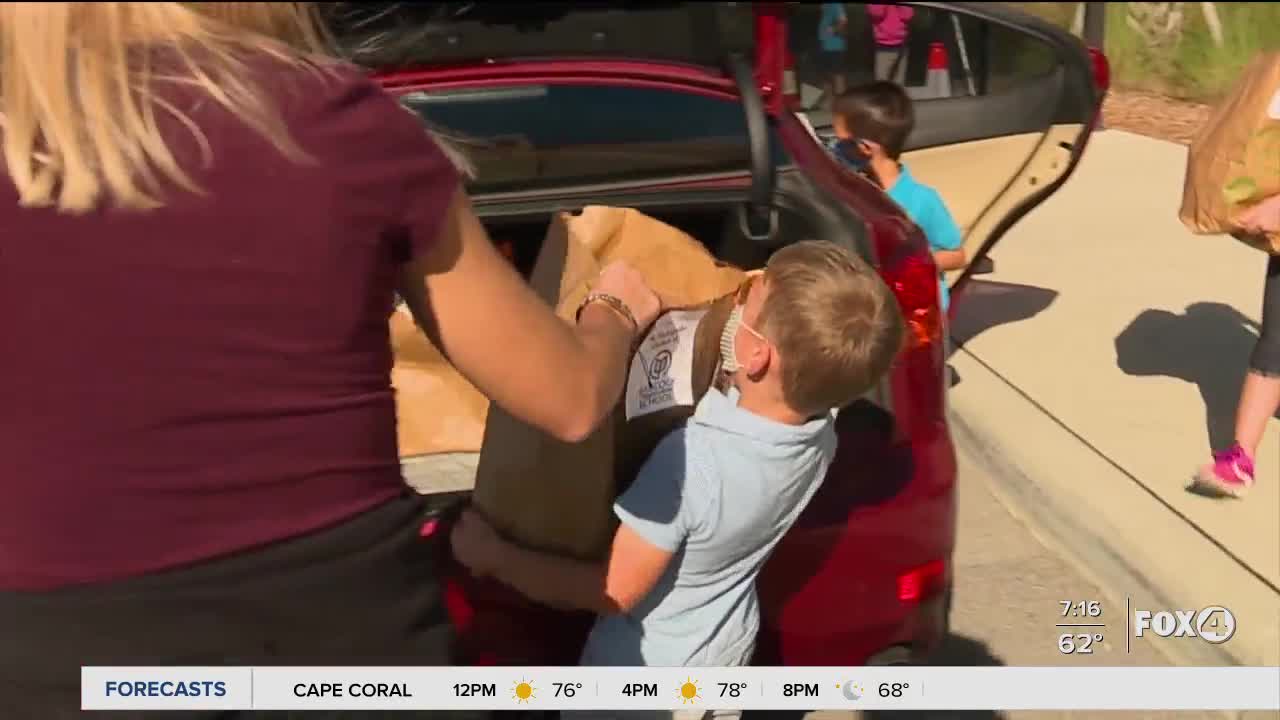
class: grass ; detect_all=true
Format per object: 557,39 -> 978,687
1005,1 -> 1078,30
1005,2 -> 1280,103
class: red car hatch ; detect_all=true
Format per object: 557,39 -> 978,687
329,2 -> 786,239
330,2 -> 785,96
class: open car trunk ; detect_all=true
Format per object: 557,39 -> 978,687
407,176 -> 876,666
402,170 -> 875,494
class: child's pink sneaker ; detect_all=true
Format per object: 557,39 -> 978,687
1194,444 -> 1255,498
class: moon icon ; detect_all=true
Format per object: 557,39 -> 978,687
842,682 -> 863,701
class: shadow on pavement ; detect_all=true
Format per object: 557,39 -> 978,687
857,635 -> 1007,720
1115,302 -> 1279,453
950,280 -> 1060,347
926,633 -> 1007,668
946,279 -> 1060,389
741,635 -> 1007,720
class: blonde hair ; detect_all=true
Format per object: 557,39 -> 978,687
756,241 -> 905,416
0,2 -> 333,213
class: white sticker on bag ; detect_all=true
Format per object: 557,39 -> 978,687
625,308 -> 707,421
1269,88 -> 1280,120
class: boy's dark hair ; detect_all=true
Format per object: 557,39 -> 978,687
832,81 -> 915,160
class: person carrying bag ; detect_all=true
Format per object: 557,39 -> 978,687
1179,53 -> 1280,497
0,3 -> 659,717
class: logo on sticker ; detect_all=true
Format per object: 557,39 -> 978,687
644,350 -> 673,387
625,309 -> 705,421
635,348 -> 676,411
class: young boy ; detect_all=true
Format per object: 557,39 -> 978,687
817,2 -> 849,105
451,241 -> 904,675
829,81 -> 966,311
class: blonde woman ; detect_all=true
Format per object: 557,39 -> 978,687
0,2 -> 658,713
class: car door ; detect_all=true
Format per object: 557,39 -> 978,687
792,2 -> 1105,299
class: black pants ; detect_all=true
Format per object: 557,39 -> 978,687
0,493 -> 472,719
1251,255 -> 1280,377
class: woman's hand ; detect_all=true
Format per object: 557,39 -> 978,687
450,509 -> 507,578
1238,194 -> 1280,235
592,260 -> 662,335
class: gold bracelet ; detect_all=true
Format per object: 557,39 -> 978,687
576,292 -> 638,334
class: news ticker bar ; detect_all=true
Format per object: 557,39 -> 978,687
82,666 -> 1280,712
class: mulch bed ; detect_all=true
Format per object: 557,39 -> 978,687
1100,89 -> 1213,145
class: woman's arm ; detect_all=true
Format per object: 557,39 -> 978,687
398,188 -> 660,443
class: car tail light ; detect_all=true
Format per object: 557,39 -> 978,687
782,43 -> 800,111
754,2 -> 796,113
1087,46 -> 1110,95
870,222 -> 947,437
897,559 -> 947,602
887,253 -> 943,352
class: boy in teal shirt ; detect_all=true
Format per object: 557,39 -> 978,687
828,81 -> 966,310
817,2 -> 849,104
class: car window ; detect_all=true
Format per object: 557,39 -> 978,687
401,84 -> 789,194
327,2 -> 754,69
790,3 -> 1060,105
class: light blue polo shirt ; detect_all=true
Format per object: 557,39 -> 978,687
886,164 -> 964,311
579,388 -> 836,667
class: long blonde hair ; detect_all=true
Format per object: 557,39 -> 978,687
0,2 -> 332,213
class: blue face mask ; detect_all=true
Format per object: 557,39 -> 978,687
828,137 -> 870,171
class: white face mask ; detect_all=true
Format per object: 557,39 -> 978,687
719,304 -> 746,374
719,304 -> 766,375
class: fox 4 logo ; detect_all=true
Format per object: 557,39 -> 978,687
1133,606 -> 1236,644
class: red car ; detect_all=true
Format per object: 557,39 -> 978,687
330,2 -> 1108,668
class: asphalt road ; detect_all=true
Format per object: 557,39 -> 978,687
768,440 -> 1226,720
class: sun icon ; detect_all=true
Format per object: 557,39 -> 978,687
512,679 -> 536,703
677,678 -> 701,705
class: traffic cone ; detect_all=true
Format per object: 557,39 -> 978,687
926,42 -> 952,99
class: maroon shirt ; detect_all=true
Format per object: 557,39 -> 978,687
0,57 -> 458,590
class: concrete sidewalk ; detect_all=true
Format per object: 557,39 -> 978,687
946,130 -> 1280,667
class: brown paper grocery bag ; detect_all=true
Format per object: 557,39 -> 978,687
1180,52 -> 1280,254
472,207 -> 747,560
390,307 -> 490,457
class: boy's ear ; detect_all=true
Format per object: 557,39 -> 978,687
743,341 -> 772,381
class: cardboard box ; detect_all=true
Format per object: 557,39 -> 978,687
1180,52 -> 1280,254
471,207 -> 747,560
